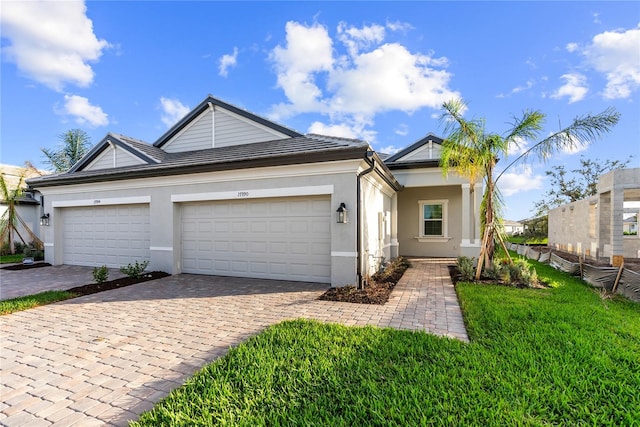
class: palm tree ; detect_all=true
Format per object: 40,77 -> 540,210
439,99 -> 620,279
0,171 -> 43,254
41,129 -> 92,172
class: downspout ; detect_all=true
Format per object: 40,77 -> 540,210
356,151 -> 375,289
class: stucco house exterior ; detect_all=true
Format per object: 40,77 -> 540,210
27,95 -> 481,286
548,168 -> 640,263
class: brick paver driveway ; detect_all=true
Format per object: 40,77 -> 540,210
0,259 -> 467,426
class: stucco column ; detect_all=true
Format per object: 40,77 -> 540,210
461,183 -> 471,245
390,193 -> 399,258
473,183 -> 483,243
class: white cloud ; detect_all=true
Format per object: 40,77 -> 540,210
386,21 -> 414,33
269,21 -> 334,116
551,73 -> 588,103
60,95 -> 108,127
308,122 -> 358,139
394,124 -> 409,136
583,26 -> 640,99
565,42 -> 579,53
160,97 -> 190,127
1,0 -> 110,91
218,47 -> 238,77
377,145 -> 401,155
337,22 -> 386,56
499,79 -> 536,97
498,165 -> 544,197
506,136 -> 530,157
269,20 -> 460,138
308,120 -> 377,143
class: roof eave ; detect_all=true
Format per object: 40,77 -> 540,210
28,146 -> 368,188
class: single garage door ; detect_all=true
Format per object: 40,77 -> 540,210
62,204 -> 150,268
181,196 -> 331,283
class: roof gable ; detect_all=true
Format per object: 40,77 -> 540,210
154,96 -> 303,152
385,133 -> 444,164
70,133 -> 162,173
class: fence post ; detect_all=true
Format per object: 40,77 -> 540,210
612,260 -> 625,293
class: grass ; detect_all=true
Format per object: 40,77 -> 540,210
132,258 -> 640,427
0,291 -> 77,315
507,235 -> 548,245
0,254 -> 23,264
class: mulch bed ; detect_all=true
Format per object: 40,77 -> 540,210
319,258 -> 410,305
2,262 -> 51,270
319,281 -> 396,305
67,271 -> 170,297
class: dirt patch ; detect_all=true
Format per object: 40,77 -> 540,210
2,262 -> 52,271
319,258 -> 410,305
67,271 -> 170,297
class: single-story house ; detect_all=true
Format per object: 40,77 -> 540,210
548,168 -> 640,262
28,95 -> 482,286
503,220 -> 524,236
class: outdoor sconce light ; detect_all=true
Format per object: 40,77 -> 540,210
40,213 -> 50,226
336,203 -> 348,224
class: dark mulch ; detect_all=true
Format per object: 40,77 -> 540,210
2,262 -> 51,270
67,271 -> 170,297
319,258 -> 410,305
319,281 -> 396,305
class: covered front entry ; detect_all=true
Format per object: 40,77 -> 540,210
180,196 -> 331,283
61,204 -> 151,267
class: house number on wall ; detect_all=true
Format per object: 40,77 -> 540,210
237,191 -> 250,198
94,200 -> 101,204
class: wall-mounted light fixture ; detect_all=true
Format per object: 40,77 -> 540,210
40,213 -> 50,226
336,203 -> 348,224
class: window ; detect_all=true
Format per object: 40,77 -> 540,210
418,200 -> 448,239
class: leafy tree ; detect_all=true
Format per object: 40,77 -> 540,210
41,129 -> 92,172
533,156 -> 631,216
439,99 -> 619,278
0,169 -> 43,254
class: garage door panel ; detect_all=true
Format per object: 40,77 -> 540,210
62,204 -> 150,268
182,196 -> 331,283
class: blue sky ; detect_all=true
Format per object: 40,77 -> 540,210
2,1 -> 639,220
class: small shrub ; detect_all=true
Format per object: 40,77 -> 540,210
483,264 -> 502,281
120,260 -> 149,279
457,256 -> 475,282
93,265 -> 109,284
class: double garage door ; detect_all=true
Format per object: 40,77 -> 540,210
61,196 -> 331,283
181,196 -> 331,283
62,204 -> 150,268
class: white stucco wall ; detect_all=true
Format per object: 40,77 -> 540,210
37,160 -> 366,286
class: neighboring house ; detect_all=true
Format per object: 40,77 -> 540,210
548,168 -> 640,262
0,164 -> 45,246
503,220 -> 524,236
27,95 -> 481,286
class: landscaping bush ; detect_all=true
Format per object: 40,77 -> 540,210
92,265 -> 109,284
120,260 -> 149,279
456,256 -> 475,282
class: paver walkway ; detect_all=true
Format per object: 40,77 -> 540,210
0,258 -> 467,426
0,265 -> 126,300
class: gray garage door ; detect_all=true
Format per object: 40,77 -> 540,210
181,196 -> 331,283
62,204 -> 150,268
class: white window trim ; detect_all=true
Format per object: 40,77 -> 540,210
416,199 -> 450,242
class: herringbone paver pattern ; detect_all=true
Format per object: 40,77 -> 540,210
0,258 -> 466,426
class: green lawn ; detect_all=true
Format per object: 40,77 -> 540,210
0,291 -> 77,315
0,254 -> 23,264
507,235 -> 548,245
132,260 -> 640,426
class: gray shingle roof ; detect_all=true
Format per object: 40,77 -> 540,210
27,134 -> 369,187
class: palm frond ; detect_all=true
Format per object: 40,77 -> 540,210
496,108 -> 620,183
